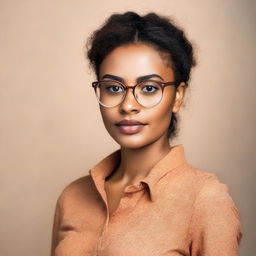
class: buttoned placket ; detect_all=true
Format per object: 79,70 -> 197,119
95,180 -> 148,254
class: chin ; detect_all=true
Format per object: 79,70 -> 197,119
112,134 -> 156,150
105,124 -> 162,149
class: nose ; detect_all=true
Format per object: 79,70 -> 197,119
119,87 -> 141,114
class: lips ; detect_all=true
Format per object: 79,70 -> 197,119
116,124 -> 145,134
116,119 -> 146,126
115,119 -> 147,134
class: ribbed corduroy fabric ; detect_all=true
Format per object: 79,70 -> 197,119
51,144 -> 242,256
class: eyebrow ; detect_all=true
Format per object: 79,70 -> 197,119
100,74 -> 164,83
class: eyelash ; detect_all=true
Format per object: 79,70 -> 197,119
106,85 -> 159,93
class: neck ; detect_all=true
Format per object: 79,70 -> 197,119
112,133 -> 172,185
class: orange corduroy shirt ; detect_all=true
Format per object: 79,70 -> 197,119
51,144 -> 242,256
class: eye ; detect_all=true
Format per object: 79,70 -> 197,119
106,85 -> 124,93
142,85 -> 159,93
140,82 -> 161,95
99,80 -> 124,94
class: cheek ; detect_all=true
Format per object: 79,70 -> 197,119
148,107 -> 172,131
99,107 -> 117,132
147,96 -> 173,129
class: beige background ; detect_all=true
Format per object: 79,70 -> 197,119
0,0 -> 255,255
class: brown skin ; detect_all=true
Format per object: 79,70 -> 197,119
98,42 -> 186,215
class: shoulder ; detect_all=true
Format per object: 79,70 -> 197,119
168,162 -> 241,214
187,166 -> 243,250
194,171 -> 242,227
188,166 -> 238,210
166,162 -> 225,191
190,166 -> 242,237
55,174 -> 93,208
180,163 -> 239,209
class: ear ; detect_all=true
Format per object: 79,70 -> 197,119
172,82 -> 187,113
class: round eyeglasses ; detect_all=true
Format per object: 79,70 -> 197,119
92,79 -> 179,108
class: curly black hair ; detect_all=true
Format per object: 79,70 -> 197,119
86,11 -> 197,140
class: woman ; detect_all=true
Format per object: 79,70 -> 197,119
51,11 -> 242,256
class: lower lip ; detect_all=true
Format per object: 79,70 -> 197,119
116,124 -> 146,134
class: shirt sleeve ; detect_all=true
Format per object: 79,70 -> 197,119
189,174 -> 243,256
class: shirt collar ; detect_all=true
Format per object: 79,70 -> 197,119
89,144 -> 187,203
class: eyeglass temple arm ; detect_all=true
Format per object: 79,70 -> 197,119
91,80 -> 184,88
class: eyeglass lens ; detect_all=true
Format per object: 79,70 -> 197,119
95,80 -> 163,107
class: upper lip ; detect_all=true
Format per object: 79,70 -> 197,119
116,119 -> 146,126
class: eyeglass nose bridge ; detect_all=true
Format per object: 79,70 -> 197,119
121,85 -> 139,105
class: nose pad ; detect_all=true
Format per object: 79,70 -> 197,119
119,88 -> 140,112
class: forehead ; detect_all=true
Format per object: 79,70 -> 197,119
99,43 -> 174,81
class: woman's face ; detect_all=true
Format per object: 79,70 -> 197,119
98,42 -> 186,149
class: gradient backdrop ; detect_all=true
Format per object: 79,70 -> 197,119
0,0 -> 255,255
